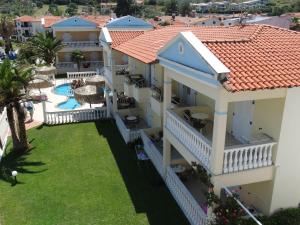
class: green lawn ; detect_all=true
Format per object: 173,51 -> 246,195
0,121 -> 189,225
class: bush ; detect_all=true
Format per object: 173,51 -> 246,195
240,208 -> 300,225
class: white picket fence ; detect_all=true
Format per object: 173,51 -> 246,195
0,108 -> 10,160
45,108 -> 108,125
67,71 -> 97,80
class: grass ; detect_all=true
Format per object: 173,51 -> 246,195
0,121 -> 189,225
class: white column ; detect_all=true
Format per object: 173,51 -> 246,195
105,87 -> 110,118
42,101 -> 47,123
163,74 -> 172,177
210,98 -> 228,175
112,90 -> 118,113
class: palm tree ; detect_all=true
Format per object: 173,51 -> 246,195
71,50 -> 85,72
31,31 -> 63,65
0,59 -> 33,152
0,16 -> 15,55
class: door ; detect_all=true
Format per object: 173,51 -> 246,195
232,101 -> 254,143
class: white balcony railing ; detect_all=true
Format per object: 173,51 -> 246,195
45,107 -> 108,125
133,86 -> 151,103
165,167 -> 208,225
67,71 -> 97,80
141,130 -> 164,177
57,61 -> 103,68
223,142 -> 276,173
115,113 -> 141,143
165,110 -> 212,169
62,41 -> 100,48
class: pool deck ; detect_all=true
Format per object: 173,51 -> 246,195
28,79 -> 104,124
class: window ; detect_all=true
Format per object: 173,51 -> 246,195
178,42 -> 184,54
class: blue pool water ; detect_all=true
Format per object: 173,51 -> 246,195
57,97 -> 81,110
54,83 -> 72,96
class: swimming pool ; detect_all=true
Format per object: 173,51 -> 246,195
54,83 -> 73,96
57,97 -> 81,110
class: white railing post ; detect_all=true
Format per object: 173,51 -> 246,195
165,167 -> 208,225
223,143 -> 276,173
165,110 -> 212,170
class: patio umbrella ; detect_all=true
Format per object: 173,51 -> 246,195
85,75 -> 105,87
28,75 -> 53,90
74,85 -> 105,106
35,65 -> 56,75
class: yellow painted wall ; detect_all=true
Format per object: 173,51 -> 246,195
251,98 -> 285,141
239,181 -> 274,215
154,64 -> 164,87
195,92 -> 215,111
56,31 -> 100,41
129,57 -> 146,76
112,50 -> 128,65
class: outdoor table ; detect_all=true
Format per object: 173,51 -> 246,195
172,165 -> 186,173
191,112 -> 209,120
126,116 -> 137,121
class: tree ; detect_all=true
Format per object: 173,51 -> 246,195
71,50 -> 85,72
48,3 -> 62,16
179,1 -> 191,16
65,2 -> 78,16
31,32 -> 63,65
0,16 -> 15,55
115,0 -> 133,17
17,42 -> 38,65
0,60 -> 33,152
164,0 -> 178,15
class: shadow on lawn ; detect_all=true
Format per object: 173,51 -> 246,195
0,143 -> 47,185
95,120 -> 190,225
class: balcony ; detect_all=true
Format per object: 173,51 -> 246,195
150,86 -> 163,116
165,106 -> 276,174
61,41 -> 102,51
141,128 -> 187,176
56,61 -> 103,73
165,166 -> 209,225
115,108 -> 149,143
104,64 -> 129,91
124,74 -> 143,98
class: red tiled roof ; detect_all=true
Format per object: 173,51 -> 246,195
43,16 -> 63,28
80,15 -> 111,27
15,16 -> 38,22
114,25 -> 300,92
109,31 -> 144,47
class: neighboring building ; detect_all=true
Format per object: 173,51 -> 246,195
103,24 -> 300,225
100,15 -> 153,115
52,15 -> 110,74
15,15 -> 62,42
192,0 -> 268,13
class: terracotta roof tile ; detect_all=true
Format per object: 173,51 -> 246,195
43,16 -> 63,28
114,25 -> 300,92
80,15 -> 111,27
109,31 -> 144,48
15,16 -> 39,22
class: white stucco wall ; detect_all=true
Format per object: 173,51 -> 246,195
268,87 -> 300,213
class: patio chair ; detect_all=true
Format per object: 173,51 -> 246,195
135,145 -> 149,168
